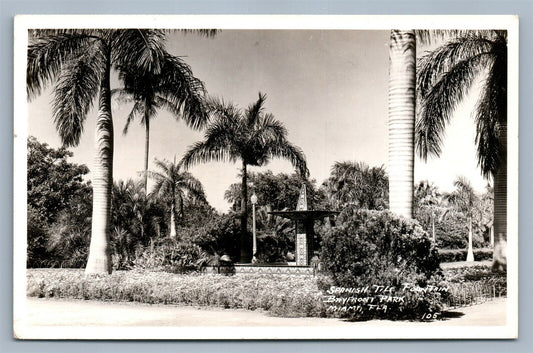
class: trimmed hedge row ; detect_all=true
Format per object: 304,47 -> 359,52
27,269 -> 328,318
438,248 -> 493,263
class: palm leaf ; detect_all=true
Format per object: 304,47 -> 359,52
51,47 -> 105,146
27,32 -> 97,98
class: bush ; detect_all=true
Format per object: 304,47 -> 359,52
133,238 -> 209,273
438,248 -> 493,263
320,207 -> 446,320
180,214 -> 241,261
441,265 -> 507,306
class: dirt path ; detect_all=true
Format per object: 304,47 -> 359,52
19,297 -> 506,328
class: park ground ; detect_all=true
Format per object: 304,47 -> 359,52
19,296 -> 506,328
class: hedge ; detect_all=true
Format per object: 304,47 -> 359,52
438,248 -> 493,263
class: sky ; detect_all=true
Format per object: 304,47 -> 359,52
27,30 -> 488,212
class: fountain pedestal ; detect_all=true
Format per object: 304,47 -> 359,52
269,185 -> 338,266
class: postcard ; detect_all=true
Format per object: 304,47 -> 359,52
13,15 -> 518,339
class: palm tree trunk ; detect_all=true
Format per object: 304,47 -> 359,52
85,47 -> 113,275
388,30 -> 416,219
431,215 -> 435,242
143,113 -> 150,193
170,200 -> 177,238
240,162 -> 250,263
492,125 -> 507,271
467,217 -> 474,262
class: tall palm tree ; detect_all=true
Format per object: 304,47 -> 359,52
115,53 -> 209,192
325,161 -> 388,210
180,92 -> 309,262
388,30 -> 417,219
444,176 -> 480,262
416,30 -> 507,271
148,158 -> 206,239
27,29 -> 168,274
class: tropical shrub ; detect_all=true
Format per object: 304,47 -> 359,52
320,207 -> 446,320
132,238 -> 209,273
438,248 -> 493,263
183,213 -> 241,260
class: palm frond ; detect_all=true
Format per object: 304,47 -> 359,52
180,140 -> 236,170
177,29 -> 219,38
111,29 -> 167,76
27,33 -> 97,99
417,35 -> 494,100
245,92 -> 267,126
123,100 -> 145,135
416,52 -> 492,160
51,47 -> 105,147
474,43 -> 507,177
263,140 -> 309,178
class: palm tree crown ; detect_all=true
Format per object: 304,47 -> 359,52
180,92 -> 308,262
115,52 -> 209,191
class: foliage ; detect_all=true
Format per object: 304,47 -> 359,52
132,238 -> 209,273
441,265 -> 506,306
416,208 -> 486,249
438,248 -> 493,263
182,213 -> 241,261
27,206 -> 49,268
27,136 -> 90,224
26,269 -> 327,318
225,171 -> 325,213
413,178 -> 492,249
320,207 -> 445,320
322,161 -> 389,210
27,137 -> 92,268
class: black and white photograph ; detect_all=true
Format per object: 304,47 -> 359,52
13,15 -> 518,339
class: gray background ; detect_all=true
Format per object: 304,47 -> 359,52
1,0 -> 531,352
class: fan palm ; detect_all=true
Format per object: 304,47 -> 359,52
416,30 -> 507,270
180,92 -> 309,262
148,158 -> 206,239
27,29 -> 169,274
115,52 -> 209,192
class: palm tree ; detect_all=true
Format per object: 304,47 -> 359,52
444,176 -> 480,262
180,92 -> 309,262
414,180 -> 444,242
115,53 -> 209,192
148,158 -> 206,239
27,29 -> 168,274
325,161 -> 388,210
416,30 -> 507,271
